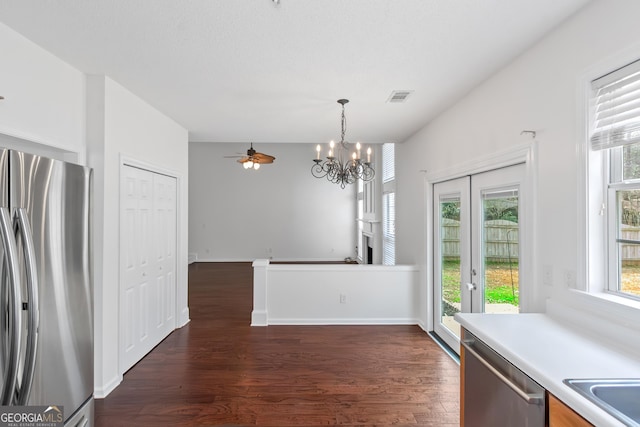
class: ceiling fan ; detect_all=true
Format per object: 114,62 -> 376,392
225,143 -> 275,170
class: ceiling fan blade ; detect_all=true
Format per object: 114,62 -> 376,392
227,144 -> 275,165
253,153 -> 276,163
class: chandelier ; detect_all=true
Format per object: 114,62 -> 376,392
311,99 -> 374,188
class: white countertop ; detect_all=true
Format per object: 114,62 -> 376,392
455,312 -> 640,427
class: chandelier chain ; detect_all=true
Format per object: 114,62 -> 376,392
341,104 -> 347,146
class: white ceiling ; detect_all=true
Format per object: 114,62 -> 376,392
0,0 -> 591,145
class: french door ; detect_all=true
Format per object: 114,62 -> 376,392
433,164 -> 525,352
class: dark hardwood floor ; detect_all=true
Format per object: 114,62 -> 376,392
95,262 -> 460,426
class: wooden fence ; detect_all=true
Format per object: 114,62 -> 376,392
621,226 -> 640,262
441,223 -> 640,263
441,219 -> 518,263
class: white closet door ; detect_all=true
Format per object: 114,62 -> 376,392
152,173 -> 177,343
120,165 -> 178,373
120,166 -> 154,372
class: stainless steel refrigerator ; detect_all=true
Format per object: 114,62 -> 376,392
0,149 -> 93,426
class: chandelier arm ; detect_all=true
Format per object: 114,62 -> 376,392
311,162 -> 327,179
361,165 -> 375,181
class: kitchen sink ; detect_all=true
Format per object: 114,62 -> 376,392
564,379 -> 640,426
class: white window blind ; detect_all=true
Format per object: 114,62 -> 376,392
383,192 -> 395,265
591,59 -> 640,151
382,143 -> 396,265
382,143 -> 395,182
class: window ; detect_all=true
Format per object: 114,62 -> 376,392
590,58 -> 640,300
382,143 -> 396,265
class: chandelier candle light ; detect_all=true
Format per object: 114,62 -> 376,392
312,99 -> 374,188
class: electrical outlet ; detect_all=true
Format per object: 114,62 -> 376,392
339,294 -> 347,304
543,265 -> 553,286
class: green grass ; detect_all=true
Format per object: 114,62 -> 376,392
441,259 -> 519,306
442,260 -> 461,303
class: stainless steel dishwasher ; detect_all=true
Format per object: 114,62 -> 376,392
461,328 -> 545,427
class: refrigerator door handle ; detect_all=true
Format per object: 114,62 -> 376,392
0,207 -> 22,405
13,208 -> 39,405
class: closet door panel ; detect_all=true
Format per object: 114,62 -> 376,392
120,166 -> 178,374
120,165 -> 154,373
152,173 -> 177,343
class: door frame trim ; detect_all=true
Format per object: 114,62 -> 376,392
424,141 -> 538,333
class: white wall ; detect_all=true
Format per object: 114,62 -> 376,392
252,261 -> 419,325
396,0 -> 640,323
189,142 -> 356,262
87,76 -> 189,397
0,22 -> 85,158
0,22 -> 189,399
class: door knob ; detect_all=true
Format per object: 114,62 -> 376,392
466,282 -> 477,291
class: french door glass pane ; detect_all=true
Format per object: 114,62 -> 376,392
616,189 -> 640,297
440,196 -> 461,337
482,189 -> 520,314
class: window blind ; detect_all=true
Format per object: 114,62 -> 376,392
382,143 -> 395,182
382,143 -> 396,264
382,192 -> 395,265
591,58 -> 640,151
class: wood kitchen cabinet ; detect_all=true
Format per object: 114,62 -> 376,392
548,393 -> 593,427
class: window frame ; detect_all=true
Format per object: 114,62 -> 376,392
606,148 -> 640,301
585,55 -> 640,304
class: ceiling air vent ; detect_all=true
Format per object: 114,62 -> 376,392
387,90 -> 413,103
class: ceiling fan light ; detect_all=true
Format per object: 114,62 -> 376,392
229,144 -> 274,169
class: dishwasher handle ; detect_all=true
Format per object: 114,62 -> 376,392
461,339 -> 544,405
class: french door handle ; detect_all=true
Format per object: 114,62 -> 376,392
466,282 -> 477,291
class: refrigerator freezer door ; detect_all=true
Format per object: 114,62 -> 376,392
10,151 -> 93,422
0,148 -> 24,406
0,207 -> 24,405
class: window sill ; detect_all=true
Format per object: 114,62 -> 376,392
547,288 -> 640,357
563,287 -> 640,320
586,289 -> 640,310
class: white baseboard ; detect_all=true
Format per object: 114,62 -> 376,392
264,317 -> 420,325
93,374 -> 122,399
178,307 -> 190,327
251,310 -> 268,326
192,257 -> 255,263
